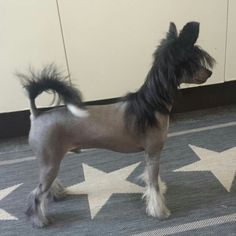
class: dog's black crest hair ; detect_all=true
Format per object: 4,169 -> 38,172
18,64 -> 84,116
124,22 -> 215,132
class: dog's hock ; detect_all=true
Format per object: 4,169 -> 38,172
67,104 -> 89,118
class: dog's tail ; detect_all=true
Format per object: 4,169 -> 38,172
18,64 -> 88,118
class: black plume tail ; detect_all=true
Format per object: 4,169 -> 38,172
18,64 -> 84,117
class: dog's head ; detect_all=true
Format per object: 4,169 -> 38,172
125,22 -> 216,132
153,22 -> 215,86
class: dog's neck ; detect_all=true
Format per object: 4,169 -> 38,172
136,64 -> 177,112
124,65 -> 177,132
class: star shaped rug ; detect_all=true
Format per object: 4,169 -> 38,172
0,107 -> 236,235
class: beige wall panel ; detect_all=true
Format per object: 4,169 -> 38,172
58,0 -> 227,100
0,0 -> 67,112
225,0 -> 236,81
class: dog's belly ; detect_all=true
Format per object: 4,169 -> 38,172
82,144 -> 143,153
76,137 -> 144,153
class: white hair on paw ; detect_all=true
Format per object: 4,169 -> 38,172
67,104 -> 89,118
143,186 -> 170,219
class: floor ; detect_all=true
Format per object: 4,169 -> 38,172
0,105 -> 236,235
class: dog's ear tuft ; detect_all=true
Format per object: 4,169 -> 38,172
167,22 -> 178,40
178,22 -> 200,47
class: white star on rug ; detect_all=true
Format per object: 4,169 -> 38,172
174,145 -> 236,192
66,162 -> 144,219
0,184 -> 22,220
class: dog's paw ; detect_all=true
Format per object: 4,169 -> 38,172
144,185 -> 170,219
146,204 -> 171,220
157,207 -> 171,220
30,215 -> 52,228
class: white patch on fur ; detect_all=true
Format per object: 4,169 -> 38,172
29,99 -> 35,120
143,186 -> 170,219
40,193 -> 48,217
30,113 -> 34,120
67,104 -> 89,118
115,101 -> 127,111
158,175 -> 167,194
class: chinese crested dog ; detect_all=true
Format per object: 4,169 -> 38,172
20,22 -> 215,227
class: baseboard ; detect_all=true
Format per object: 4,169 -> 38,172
173,81 -> 236,112
1,81 -> 236,139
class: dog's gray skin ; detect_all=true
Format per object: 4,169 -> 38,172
21,22 -> 215,227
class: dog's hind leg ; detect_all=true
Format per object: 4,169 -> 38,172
26,150 -> 65,228
142,150 -> 170,220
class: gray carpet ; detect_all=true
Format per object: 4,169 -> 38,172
0,105 -> 236,236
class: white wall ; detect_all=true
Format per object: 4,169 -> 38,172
225,0 -> 236,81
0,0 -> 67,113
58,0 -> 227,99
0,0 -> 234,113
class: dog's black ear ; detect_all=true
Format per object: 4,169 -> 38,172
178,22 -> 200,47
167,22 -> 178,40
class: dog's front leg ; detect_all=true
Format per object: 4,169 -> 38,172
142,150 -> 170,220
